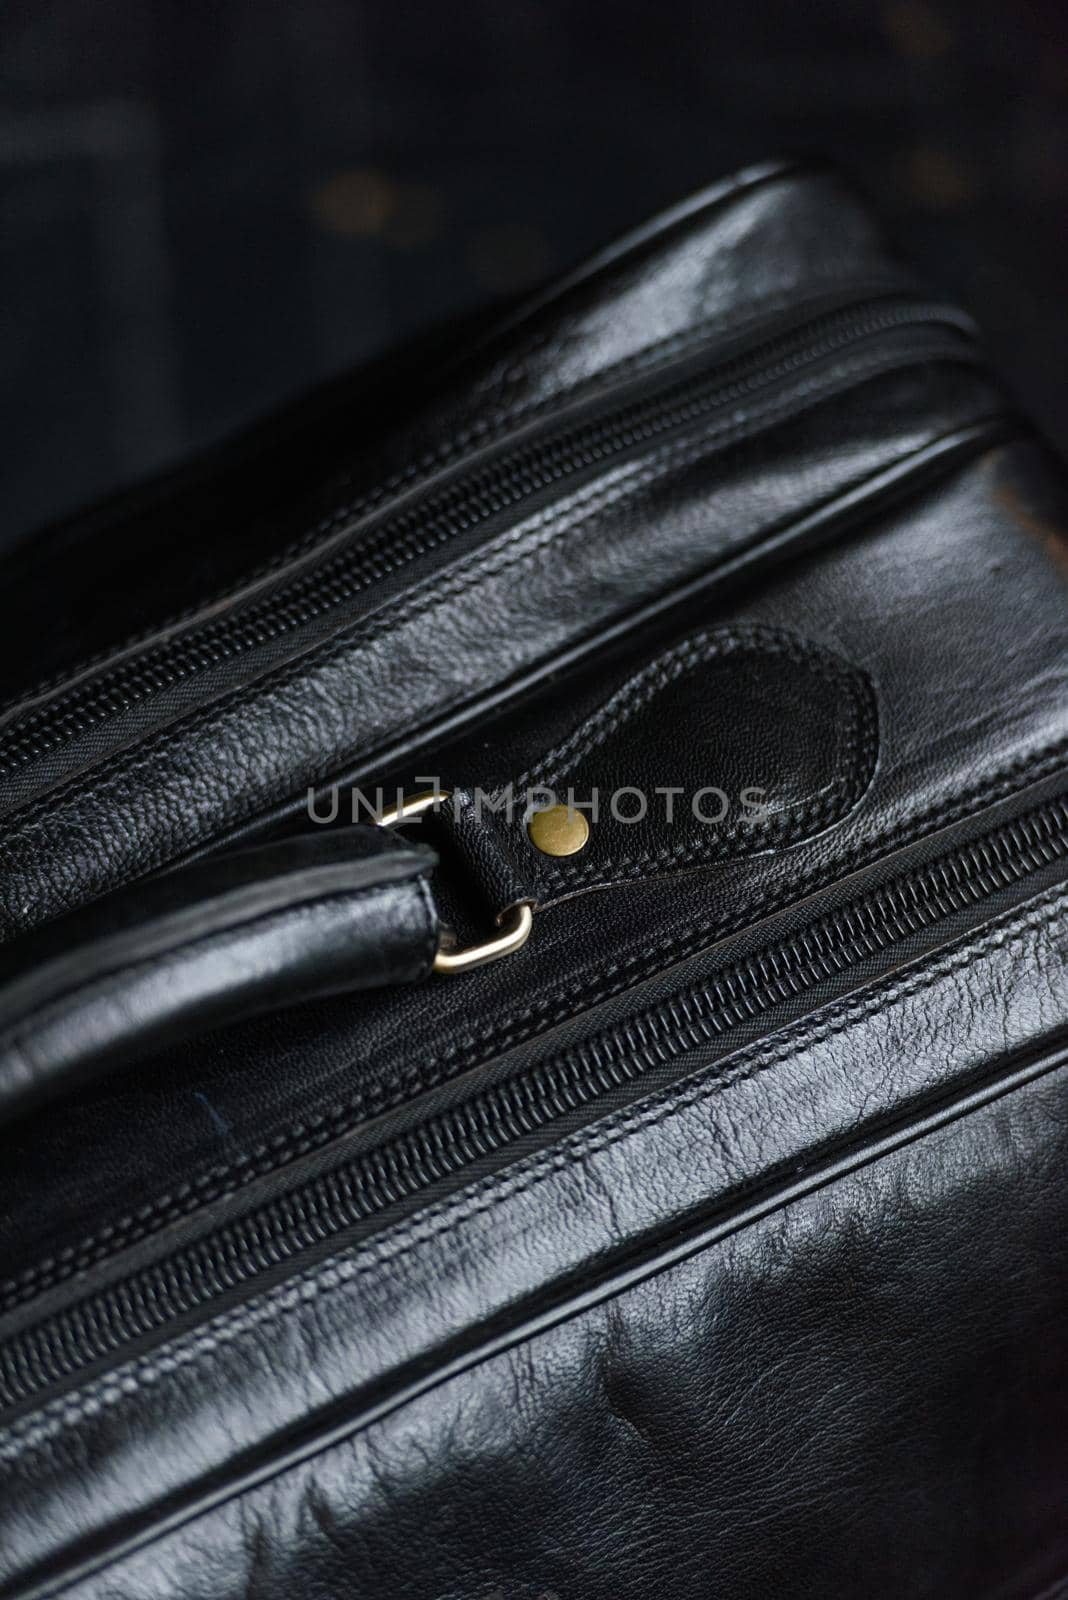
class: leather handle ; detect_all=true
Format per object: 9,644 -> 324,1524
0,826 -> 439,1129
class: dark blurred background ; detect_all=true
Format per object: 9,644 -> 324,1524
2,0 -> 1067,555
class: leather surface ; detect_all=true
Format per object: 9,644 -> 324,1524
0,160 -> 891,707
0,164 -> 1005,938
443,786 -> 534,915
501,622 -> 877,902
2,881 -> 1067,1597
8,430 -> 1061,1292
1,163 -> 1068,1600
0,366 -> 1004,939
0,827 -> 438,1128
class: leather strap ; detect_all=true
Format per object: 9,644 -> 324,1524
445,787 -> 536,912
0,826 -> 438,1128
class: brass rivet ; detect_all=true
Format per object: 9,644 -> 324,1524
526,804 -> 590,857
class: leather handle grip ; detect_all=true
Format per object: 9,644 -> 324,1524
0,826 -> 439,1129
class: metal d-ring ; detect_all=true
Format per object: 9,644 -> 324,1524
378,789 -> 451,829
379,789 -> 534,975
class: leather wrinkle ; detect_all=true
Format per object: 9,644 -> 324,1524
0,338 -> 980,849
4,160 -> 1068,1600
5,735 -> 1066,1317
263,277 -> 920,604
0,879 -> 434,1052
0,249 -> 882,726
0,163 -> 806,725
3,876 -> 1065,1470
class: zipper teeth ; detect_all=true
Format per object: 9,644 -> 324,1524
1,790 -> 1064,1414
0,297 -> 967,778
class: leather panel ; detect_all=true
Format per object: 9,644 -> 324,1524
1,882 -> 1066,1596
0,369 -> 1005,939
1,436 -> 1066,1290
71,1028 -> 1068,1600
0,160 -> 901,709
504,623 -> 877,901
0,163 -> 1067,1600
0,156 -> 1005,939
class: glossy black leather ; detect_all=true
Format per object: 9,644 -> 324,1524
439,785 -> 536,917
25,436 -> 1057,1282
4,880 -> 1068,1599
0,161 -> 1004,938
1,161 -> 1068,1600
498,622 -> 879,903
0,827 -> 438,1128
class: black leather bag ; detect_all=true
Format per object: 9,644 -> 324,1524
2,159 -> 1067,1599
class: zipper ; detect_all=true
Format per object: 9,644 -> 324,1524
0,293 -> 978,781
1,783 -> 1065,1419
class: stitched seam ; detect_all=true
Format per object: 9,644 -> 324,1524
0,162 -> 816,720
0,262 -> 893,723
1,882 -> 1064,1462
0,460 -> 674,844
248,162 -> 887,561
516,628 -> 876,891
0,339 -> 963,847
296,279 -> 919,556
516,627 -> 852,786
5,740 -> 1066,1311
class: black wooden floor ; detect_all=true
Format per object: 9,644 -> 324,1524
2,0 -> 1066,550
